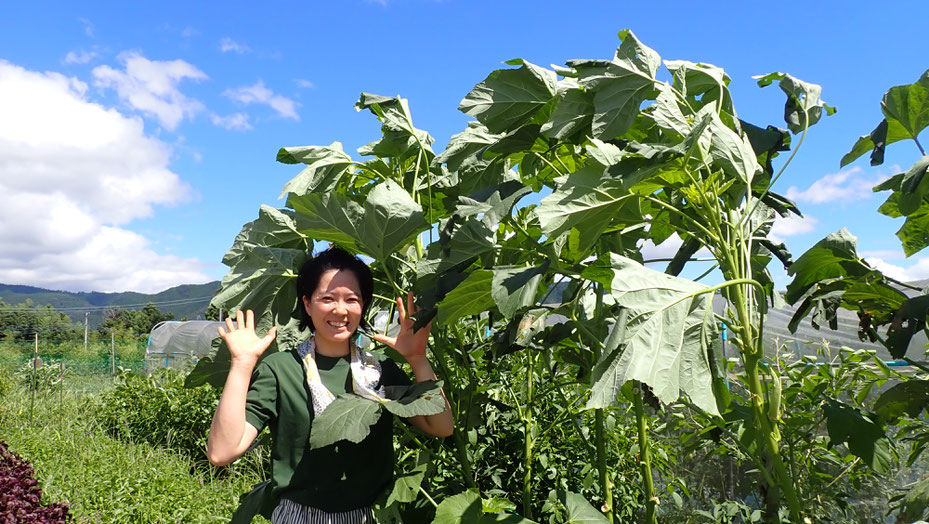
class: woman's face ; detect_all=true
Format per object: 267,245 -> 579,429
302,268 -> 364,351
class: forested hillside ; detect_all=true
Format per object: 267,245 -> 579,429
0,281 -> 220,329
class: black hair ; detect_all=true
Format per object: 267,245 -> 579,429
295,246 -> 374,332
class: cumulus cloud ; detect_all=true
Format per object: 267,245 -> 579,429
92,52 -> 207,130
211,112 -> 252,131
222,80 -> 299,120
865,256 -> 929,284
769,214 -> 819,243
295,79 -> 315,89
63,49 -> 96,65
219,38 -> 250,54
0,60 -> 211,293
785,167 -> 886,205
640,233 -> 711,267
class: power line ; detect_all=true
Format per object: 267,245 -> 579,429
0,295 -> 213,312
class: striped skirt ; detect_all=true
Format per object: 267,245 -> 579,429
271,498 -> 374,524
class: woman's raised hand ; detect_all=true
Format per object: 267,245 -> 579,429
217,310 -> 277,366
372,291 -> 431,363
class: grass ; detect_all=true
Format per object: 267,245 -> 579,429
0,369 -> 269,523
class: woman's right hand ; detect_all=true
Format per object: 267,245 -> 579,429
217,309 -> 277,366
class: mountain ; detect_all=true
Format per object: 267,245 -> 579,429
0,281 -> 221,328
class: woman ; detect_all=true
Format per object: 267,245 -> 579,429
207,247 -> 453,523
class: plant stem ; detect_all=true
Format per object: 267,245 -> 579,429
914,136 -> 926,156
522,349 -> 535,520
430,339 -> 477,490
595,408 -> 614,522
632,381 -> 657,524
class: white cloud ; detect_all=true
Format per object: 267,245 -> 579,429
92,52 -> 207,130
640,233 -> 711,267
78,17 -> 94,37
63,49 -> 97,65
211,112 -> 252,131
865,257 -> 929,284
785,167 -> 886,205
181,27 -> 199,38
223,81 -> 299,120
860,249 -> 906,260
295,79 -> 315,89
219,38 -> 250,54
769,214 -> 819,243
0,60 -> 211,293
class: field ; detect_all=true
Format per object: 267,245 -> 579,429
0,364 -> 269,524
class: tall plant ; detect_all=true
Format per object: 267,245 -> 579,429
191,31 -> 843,522
427,31 -> 838,521
783,68 -> 929,521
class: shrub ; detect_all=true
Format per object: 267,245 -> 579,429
15,361 -> 66,393
0,440 -> 71,523
95,369 -> 219,462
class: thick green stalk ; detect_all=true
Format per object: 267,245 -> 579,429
429,339 -> 477,490
594,409 -> 614,522
632,381 -> 657,524
731,283 -> 802,521
522,349 -> 535,519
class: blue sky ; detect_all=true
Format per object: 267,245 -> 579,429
0,1 -> 927,293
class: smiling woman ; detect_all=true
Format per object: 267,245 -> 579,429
206,246 -> 452,524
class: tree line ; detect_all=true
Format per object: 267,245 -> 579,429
0,299 -> 175,341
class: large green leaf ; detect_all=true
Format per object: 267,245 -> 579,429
755,72 -> 836,134
841,69 -> 929,167
288,180 -> 428,261
897,155 -> 929,215
436,270 -> 495,326
874,380 -> 929,423
822,399 -> 893,474
587,255 -> 719,415
356,93 -> 435,161
882,70 -> 929,144
705,107 -> 762,183
540,86 -> 594,140
456,180 -> 532,228
665,60 -> 733,115
432,491 -> 535,524
187,207 -> 311,388
360,180 -> 429,260
536,167 -> 638,256
884,294 -> 929,359
287,191 -> 364,250
784,229 -> 871,305
897,475 -> 929,523
434,123 -> 502,175
897,201 -> 929,256
277,142 -> 354,197
564,30 -> 660,140
491,264 -> 548,320
221,205 -> 311,268
309,394 -> 383,449
571,59 -> 656,140
740,120 -> 790,177
458,59 -> 557,134
381,380 -> 447,418
651,83 -> 690,139
557,491 -> 610,524
387,450 -> 431,504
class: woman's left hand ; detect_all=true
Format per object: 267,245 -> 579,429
373,291 -> 431,363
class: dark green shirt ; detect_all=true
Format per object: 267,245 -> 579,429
244,348 -> 410,512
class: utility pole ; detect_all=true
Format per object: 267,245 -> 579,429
111,330 -> 116,374
84,311 -> 89,351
